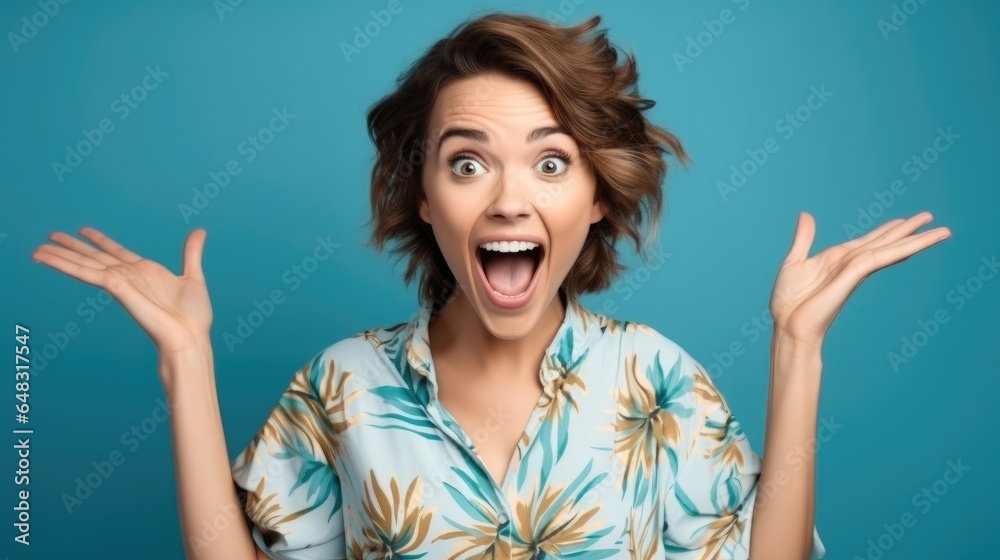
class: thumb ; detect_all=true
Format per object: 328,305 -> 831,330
182,228 -> 207,282
784,211 -> 815,264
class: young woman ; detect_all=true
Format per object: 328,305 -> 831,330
31,12 -> 950,560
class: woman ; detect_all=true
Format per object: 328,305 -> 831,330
30,11 -> 949,560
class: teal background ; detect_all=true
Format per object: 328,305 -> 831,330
3,0 -> 998,558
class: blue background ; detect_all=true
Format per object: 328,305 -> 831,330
3,0 -> 998,558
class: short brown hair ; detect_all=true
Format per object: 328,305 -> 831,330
364,11 -> 689,307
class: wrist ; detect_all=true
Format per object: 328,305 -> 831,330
157,336 -> 213,365
158,341 -> 215,399
773,326 -> 824,352
770,329 -> 824,387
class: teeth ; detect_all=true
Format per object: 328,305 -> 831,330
479,241 -> 540,253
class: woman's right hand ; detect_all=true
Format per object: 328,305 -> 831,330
31,227 -> 214,365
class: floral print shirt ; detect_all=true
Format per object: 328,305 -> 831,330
231,294 -> 827,559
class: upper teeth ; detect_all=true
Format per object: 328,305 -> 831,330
479,241 -> 539,253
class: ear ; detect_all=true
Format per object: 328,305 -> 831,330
419,195 -> 431,224
589,199 -> 605,225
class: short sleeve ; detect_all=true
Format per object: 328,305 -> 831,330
231,352 -> 347,560
661,354 -> 826,559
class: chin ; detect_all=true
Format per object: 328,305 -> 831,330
473,297 -> 549,340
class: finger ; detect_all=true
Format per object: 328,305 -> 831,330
786,223 -> 950,321
32,250 -> 152,320
79,226 -> 144,264
31,248 -> 109,287
182,228 -> 207,282
48,231 -> 121,267
35,244 -> 107,270
833,226 -> 950,293
866,211 -> 934,250
842,218 -> 906,250
784,211 -> 815,264
871,227 -> 951,268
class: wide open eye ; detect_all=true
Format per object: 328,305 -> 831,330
534,151 -> 571,175
448,154 -> 486,177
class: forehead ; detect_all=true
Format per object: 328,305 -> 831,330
427,73 -> 560,141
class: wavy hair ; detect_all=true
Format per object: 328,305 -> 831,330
364,11 -> 689,307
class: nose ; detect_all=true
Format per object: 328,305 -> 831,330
486,170 -> 533,222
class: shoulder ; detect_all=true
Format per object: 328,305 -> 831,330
597,312 -> 701,374
606,316 -> 730,417
293,315 -> 415,398
641,324 -> 734,420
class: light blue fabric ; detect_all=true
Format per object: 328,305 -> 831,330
232,292 -> 825,558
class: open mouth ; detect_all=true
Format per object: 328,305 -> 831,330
475,242 -> 544,299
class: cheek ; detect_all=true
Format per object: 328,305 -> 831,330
432,200 -> 473,235
543,210 -> 588,253
425,183 -> 486,233
424,198 -> 475,260
543,197 -> 596,267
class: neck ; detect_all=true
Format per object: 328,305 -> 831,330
429,287 -> 567,379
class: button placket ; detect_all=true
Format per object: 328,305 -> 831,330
430,401 -> 474,450
496,490 -> 513,533
427,406 -> 515,549
426,397 -> 508,498
415,349 -> 512,517
422,401 -> 515,548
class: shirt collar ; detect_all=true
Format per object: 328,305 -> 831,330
403,290 -> 602,402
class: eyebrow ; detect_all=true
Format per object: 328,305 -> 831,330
435,125 -> 570,153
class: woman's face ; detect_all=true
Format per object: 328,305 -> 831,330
419,72 -> 603,339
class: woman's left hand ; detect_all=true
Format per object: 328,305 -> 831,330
769,210 -> 951,345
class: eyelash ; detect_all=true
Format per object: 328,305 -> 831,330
445,149 -> 574,173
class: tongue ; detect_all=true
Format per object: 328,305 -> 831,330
483,252 -> 536,296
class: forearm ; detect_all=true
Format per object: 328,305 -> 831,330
748,330 -> 823,560
160,345 -> 258,560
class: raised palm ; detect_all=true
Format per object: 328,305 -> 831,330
31,227 -> 213,358
770,211 -> 951,344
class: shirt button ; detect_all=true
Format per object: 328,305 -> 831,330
497,511 -> 509,524
544,369 -> 559,382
